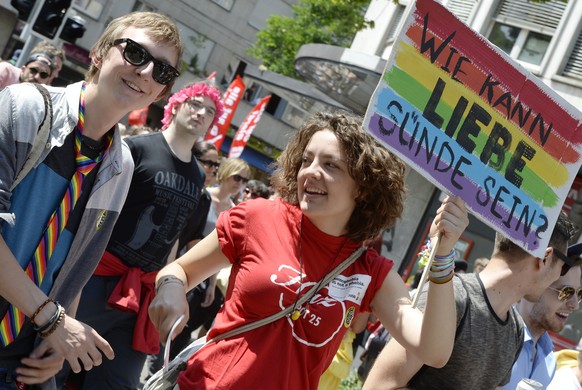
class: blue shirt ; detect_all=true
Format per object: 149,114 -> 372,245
504,325 -> 556,389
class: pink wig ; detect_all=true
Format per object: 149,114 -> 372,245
161,82 -> 225,129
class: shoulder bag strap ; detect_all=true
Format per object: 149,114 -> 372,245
206,245 -> 367,344
11,83 -> 53,191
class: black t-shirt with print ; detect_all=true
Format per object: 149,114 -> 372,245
107,132 -> 204,272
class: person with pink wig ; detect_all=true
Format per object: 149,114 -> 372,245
62,81 -> 224,389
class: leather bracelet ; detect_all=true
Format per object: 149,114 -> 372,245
39,304 -> 65,338
33,301 -> 61,333
30,298 -> 54,326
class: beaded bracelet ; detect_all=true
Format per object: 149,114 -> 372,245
33,301 -> 61,333
155,275 -> 185,294
39,304 -> 65,338
29,298 -> 54,326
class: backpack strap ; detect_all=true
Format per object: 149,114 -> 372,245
10,83 -> 53,191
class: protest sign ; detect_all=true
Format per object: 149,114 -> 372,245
363,0 -> 582,257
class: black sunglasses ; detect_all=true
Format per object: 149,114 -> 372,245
113,38 -> 180,85
548,286 -> 582,303
28,67 -> 51,79
197,158 -> 220,169
553,247 -> 577,276
232,174 -> 249,184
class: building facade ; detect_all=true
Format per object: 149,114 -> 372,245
0,0 -> 343,178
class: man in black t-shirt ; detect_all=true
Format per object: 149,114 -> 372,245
66,82 -> 225,390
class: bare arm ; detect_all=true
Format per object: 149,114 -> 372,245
369,196 -> 467,368
351,312 -> 370,334
149,229 -> 230,341
0,237 -> 51,323
362,337 -> 422,390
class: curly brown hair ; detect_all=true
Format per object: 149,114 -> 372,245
271,112 -> 407,243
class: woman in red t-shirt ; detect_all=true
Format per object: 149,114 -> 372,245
149,111 -> 469,389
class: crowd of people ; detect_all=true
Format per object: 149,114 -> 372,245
0,9 -> 581,390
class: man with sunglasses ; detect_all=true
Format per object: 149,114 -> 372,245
364,212 -> 578,390
503,243 -> 582,389
66,81 -> 224,390
0,11 -> 183,390
30,41 -> 65,86
0,53 -> 53,88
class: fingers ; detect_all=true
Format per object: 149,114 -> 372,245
160,316 -> 187,344
149,287 -> 189,338
437,198 -> 468,232
76,351 -> 96,372
430,196 -> 469,254
93,330 -> 115,361
27,339 -> 50,359
72,329 -> 114,371
66,351 -> 82,374
46,316 -> 114,373
17,347 -> 64,384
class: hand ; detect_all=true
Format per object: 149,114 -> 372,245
201,285 -> 215,308
15,340 -> 64,384
44,315 -> 114,373
429,196 -> 469,256
149,282 -> 189,344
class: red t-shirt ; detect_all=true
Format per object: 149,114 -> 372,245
178,198 -> 393,389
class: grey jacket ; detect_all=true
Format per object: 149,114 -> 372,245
0,82 -> 134,388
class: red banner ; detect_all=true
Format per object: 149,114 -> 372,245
204,75 -> 245,150
228,95 -> 271,158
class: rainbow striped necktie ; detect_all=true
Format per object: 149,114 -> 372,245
0,84 -> 112,346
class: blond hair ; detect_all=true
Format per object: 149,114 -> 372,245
87,12 -> 183,96
217,158 -> 250,182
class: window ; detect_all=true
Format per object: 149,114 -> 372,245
488,0 -> 566,67
73,0 -> 104,20
563,29 -> 582,80
385,5 -> 406,44
445,0 -> 478,23
378,4 -> 406,56
175,22 -> 215,75
517,32 -> 552,65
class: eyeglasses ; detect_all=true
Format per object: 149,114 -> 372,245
548,286 -> 582,303
28,67 -> 51,80
232,174 -> 249,184
185,100 -> 216,120
553,247 -> 578,276
113,38 -> 180,85
197,158 -> 220,169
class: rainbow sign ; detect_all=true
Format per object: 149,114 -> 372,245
363,0 -> 582,257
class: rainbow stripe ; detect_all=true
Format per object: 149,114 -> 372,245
364,0 -> 582,256
0,83 -> 113,346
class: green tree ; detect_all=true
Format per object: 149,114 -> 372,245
248,0 -> 374,78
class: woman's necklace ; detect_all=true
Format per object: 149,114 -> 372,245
289,216 -> 347,321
